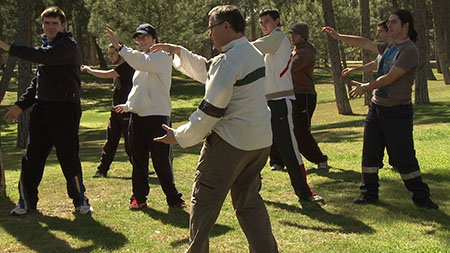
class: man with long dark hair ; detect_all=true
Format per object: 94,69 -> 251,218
322,10 -> 438,209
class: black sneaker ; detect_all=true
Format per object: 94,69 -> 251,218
93,170 -> 107,178
169,200 -> 186,208
353,194 -> 378,204
414,198 -> 439,209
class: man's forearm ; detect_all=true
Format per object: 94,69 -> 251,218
336,34 -> 378,54
0,40 -> 10,52
353,61 -> 377,73
85,68 -> 118,79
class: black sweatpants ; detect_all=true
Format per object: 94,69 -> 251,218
18,102 -> 89,210
270,93 -> 327,166
129,114 -> 182,205
97,111 -> 132,173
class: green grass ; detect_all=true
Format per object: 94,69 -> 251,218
0,68 -> 449,252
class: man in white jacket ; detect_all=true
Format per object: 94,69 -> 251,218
151,5 -> 278,252
252,7 -> 323,204
105,24 -> 184,210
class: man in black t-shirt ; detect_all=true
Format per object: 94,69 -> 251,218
81,44 -> 135,178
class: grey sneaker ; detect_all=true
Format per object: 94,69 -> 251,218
10,205 -> 28,216
317,161 -> 329,169
76,205 -> 93,214
307,195 -> 325,203
93,170 -> 107,178
270,164 -> 283,171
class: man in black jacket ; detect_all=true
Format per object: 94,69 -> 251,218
1,6 -> 92,215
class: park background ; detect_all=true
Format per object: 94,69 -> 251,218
0,0 -> 449,252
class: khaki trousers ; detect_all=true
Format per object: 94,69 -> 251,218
186,133 -> 278,253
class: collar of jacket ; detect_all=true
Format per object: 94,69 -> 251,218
41,31 -> 73,45
221,36 -> 248,53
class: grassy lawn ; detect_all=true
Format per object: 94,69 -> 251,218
0,68 -> 449,252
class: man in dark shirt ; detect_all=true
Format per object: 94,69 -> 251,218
81,45 -> 135,178
1,6 -> 91,215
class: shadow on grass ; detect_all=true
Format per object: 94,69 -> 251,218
308,167 -> 362,183
0,196 -> 127,252
375,181 -> 450,234
312,130 -> 361,143
143,205 -> 234,250
143,206 -> 190,229
169,222 -> 234,249
413,101 -> 450,125
265,200 -> 375,234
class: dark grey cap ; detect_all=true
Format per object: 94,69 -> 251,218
289,22 -> 309,39
133,23 -> 157,39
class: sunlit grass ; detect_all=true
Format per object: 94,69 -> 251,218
0,68 -> 448,252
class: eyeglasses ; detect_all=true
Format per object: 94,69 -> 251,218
208,21 -> 224,31
134,35 -> 148,42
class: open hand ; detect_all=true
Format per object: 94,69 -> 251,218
321,26 -> 339,40
349,80 -> 366,97
341,68 -> 354,77
150,43 -> 181,56
153,124 -> 178,144
104,27 -> 120,49
3,105 -> 22,124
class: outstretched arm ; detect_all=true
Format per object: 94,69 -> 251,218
341,60 -> 377,76
349,65 -> 407,97
321,26 -> 379,54
81,65 -> 119,79
0,40 -> 10,52
150,43 -> 181,57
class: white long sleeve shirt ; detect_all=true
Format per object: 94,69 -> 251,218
172,36 -> 272,151
252,27 -> 295,100
118,46 -> 172,117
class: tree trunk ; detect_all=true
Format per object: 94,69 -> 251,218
431,0 -> 450,84
435,47 -> 441,73
414,0 -> 430,103
249,0 -> 257,41
339,45 -> 353,93
74,17 -> 85,64
16,0 -> 34,148
89,35 -> 96,65
94,37 -> 107,68
426,26 -> 437,81
0,138 -> 5,196
360,0 -> 372,105
0,56 -> 18,103
321,0 -> 353,115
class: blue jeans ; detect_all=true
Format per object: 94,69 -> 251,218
360,102 -> 430,202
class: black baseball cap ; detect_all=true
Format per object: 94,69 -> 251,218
133,23 -> 157,39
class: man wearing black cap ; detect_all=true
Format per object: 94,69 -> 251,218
287,22 -> 328,170
104,24 -> 185,209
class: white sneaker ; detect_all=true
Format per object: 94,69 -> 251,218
76,205 -> 93,215
10,205 -> 28,216
270,164 -> 283,171
308,195 -> 325,203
